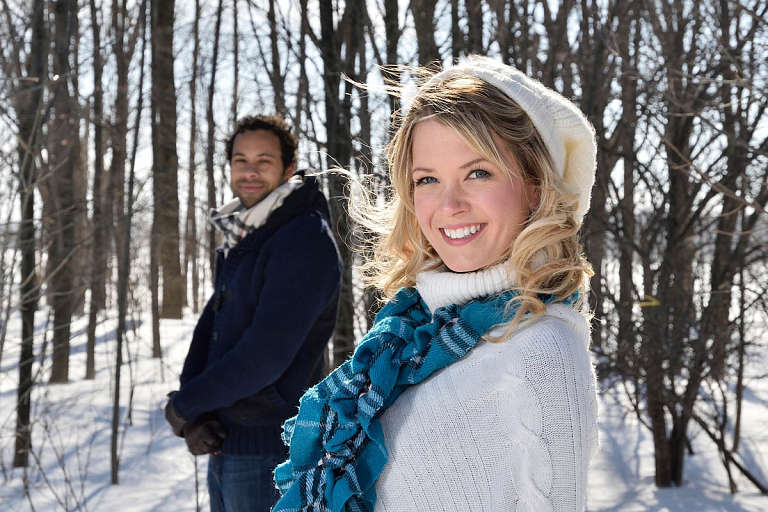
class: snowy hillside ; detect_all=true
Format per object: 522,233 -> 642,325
1,311 -> 767,511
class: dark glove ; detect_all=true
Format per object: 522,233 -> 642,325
183,414 -> 228,456
164,391 -> 187,437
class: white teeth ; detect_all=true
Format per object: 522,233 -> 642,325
443,224 -> 482,239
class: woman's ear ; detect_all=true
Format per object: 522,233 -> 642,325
526,181 -> 540,212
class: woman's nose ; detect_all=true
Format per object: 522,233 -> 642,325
438,183 -> 469,214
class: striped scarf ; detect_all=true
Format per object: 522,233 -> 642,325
273,287 -> 574,511
209,176 -> 302,257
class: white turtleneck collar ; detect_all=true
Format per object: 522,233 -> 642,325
415,262 -> 515,314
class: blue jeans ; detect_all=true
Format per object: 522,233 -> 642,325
208,453 -> 283,512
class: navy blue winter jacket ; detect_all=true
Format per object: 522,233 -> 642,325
173,175 -> 341,456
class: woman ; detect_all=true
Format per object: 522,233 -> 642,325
274,56 -> 599,512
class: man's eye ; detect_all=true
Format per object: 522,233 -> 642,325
468,169 -> 491,179
414,176 -> 437,186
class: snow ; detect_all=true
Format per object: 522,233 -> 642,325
1,310 -> 767,511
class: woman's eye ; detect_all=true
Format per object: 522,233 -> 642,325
468,169 -> 491,179
414,176 -> 437,186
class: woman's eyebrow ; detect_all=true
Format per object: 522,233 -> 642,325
459,158 -> 488,169
412,158 -> 489,173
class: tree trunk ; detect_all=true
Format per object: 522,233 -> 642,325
616,3 -> 638,376
86,0 -> 105,380
109,0 -> 140,360
465,0 -> 483,54
489,0 -> 508,63
13,0 -> 45,467
384,0 -> 400,117
151,0 -> 183,319
267,0 -> 285,116
108,0 -> 128,321
231,0 -> 239,124
411,0 -> 440,67
450,0 -> 462,61
732,265 -> 746,452
318,0 -> 357,370
71,10 -> 89,318
357,2 -> 378,330
47,0 -> 80,384
573,0 -> 623,355
206,0 -> 224,277
184,0 -> 201,314
295,0 -> 309,131
113,0 -> 148,483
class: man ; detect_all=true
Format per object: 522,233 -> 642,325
165,114 -> 341,511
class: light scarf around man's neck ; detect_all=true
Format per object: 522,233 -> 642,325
209,175 -> 302,257
273,263 -> 578,511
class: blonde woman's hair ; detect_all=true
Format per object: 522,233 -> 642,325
352,69 -> 593,334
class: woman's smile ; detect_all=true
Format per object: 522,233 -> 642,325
440,223 -> 486,244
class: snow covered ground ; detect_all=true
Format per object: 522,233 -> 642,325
1,310 -> 766,511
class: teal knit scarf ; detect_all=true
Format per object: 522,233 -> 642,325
273,286 -> 574,512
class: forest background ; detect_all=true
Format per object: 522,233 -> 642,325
1,0 -> 767,509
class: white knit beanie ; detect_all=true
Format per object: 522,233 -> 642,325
417,56 -> 598,222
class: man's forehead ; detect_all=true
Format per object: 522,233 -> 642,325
232,130 -> 282,155
232,149 -> 278,157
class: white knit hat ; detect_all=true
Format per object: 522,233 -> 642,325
417,56 -> 598,222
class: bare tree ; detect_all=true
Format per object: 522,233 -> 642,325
450,0 -> 462,60
5,0 -> 46,467
70,3 -> 89,319
317,0 -> 362,368
465,0 -> 482,54
599,0 -> 768,488
411,0 -> 441,67
184,0 -> 202,315
151,0 -> 184,321
294,0 -> 309,131
112,0 -> 148,484
45,0 -> 81,384
85,0 -> 106,380
571,0 -> 626,354
384,0 -> 401,114
267,0 -> 286,116
110,0 -> 144,356
205,0 -> 224,277
231,0 -> 239,124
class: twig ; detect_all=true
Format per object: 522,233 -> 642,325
692,412 -> 768,495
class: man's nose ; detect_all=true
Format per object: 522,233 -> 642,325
241,163 -> 260,176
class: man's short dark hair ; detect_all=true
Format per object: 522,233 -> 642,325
225,114 -> 298,169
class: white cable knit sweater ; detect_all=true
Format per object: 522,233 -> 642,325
375,265 -> 598,511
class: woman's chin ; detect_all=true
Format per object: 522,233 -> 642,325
441,259 -> 485,274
